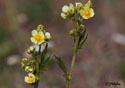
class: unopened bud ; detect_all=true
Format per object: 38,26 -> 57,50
27,49 -> 31,54
25,66 -> 29,72
80,25 -> 85,31
45,32 -> 51,40
69,30 -> 75,36
30,47 -> 35,52
21,62 -> 25,68
27,47 -> 35,54
76,2 -> 83,9
37,24 -> 44,31
23,58 -> 28,62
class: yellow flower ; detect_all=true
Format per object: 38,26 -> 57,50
24,73 -> 36,84
30,30 -> 45,45
80,8 -> 94,19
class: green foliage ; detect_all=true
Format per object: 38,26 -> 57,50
78,28 -> 88,50
39,43 -> 51,72
55,55 -> 68,78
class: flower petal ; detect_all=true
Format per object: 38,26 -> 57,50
28,73 -> 33,76
30,37 -> 34,43
32,30 -> 37,36
45,32 -> 51,39
69,3 -> 74,8
62,5 -> 69,12
61,13 -> 66,19
24,76 -> 28,83
90,8 -> 95,17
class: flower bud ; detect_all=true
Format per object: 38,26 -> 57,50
27,49 -> 31,54
23,58 -> 28,62
61,13 -> 67,19
21,62 -> 25,68
76,2 -> 83,9
80,25 -> 85,31
69,30 -> 75,36
27,47 -> 35,54
61,3 -> 75,19
45,32 -> 51,40
30,47 -> 35,52
37,24 -> 44,31
25,66 -> 29,72
25,66 -> 34,73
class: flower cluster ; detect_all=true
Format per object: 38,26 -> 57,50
61,0 -> 95,20
21,58 -> 36,84
21,25 -> 51,85
60,0 -> 95,50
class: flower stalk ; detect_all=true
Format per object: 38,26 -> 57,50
66,36 -> 79,88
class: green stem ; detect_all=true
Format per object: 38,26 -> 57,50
34,45 -> 41,88
66,33 -> 79,88
66,79 -> 70,88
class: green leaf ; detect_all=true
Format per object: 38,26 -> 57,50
40,43 -> 48,64
40,55 -> 51,72
55,55 -> 67,77
78,34 -> 88,49
78,28 -> 88,49
39,43 -> 51,72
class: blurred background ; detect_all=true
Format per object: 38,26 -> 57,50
0,0 -> 125,88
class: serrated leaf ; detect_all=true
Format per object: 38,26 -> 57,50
55,55 -> 67,77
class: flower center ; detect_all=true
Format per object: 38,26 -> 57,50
84,9 -> 90,16
34,34 -> 42,42
28,76 -> 34,83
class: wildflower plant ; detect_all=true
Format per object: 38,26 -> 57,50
21,25 -> 51,88
56,0 -> 95,88
21,1 -> 94,88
